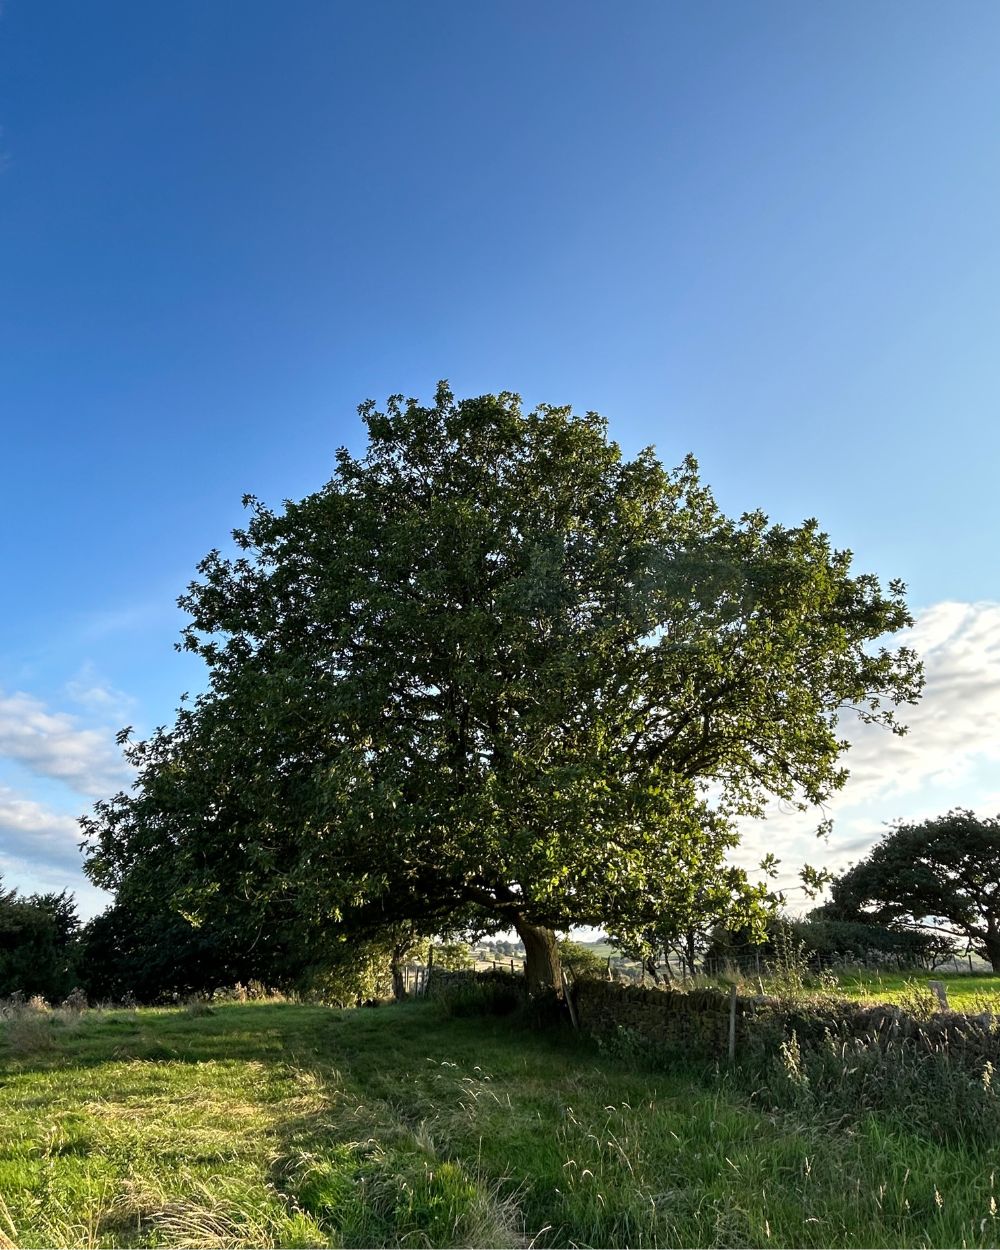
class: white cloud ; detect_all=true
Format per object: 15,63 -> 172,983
0,786 -> 83,870
832,601 -> 1000,802
0,688 -> 132,798
0,785 -> 112,918
737,599 -> 1000,901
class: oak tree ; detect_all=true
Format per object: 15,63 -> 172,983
84,385 -> 922,995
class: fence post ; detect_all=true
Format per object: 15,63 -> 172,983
928,980 -> 949,1011
728,984 -> 738,1063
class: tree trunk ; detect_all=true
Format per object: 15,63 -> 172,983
391,956 -> 406,1001
684,931 -> 698,979
512,916 -> 562,997
985,934 -> 1000,974
391,935 -> 414,1001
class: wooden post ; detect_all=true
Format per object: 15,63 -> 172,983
728,983 -> 738,1063
928,980 -> 949,1011
561,969 -> 579,1029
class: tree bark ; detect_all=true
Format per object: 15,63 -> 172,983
985,934 -> 1000,974
512,916 -> 562,997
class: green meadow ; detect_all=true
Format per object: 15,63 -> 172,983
830,971 -> 1000,1012
2,997 -> 999,1249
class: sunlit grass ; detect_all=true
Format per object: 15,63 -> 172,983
832,970 -> 1000,1011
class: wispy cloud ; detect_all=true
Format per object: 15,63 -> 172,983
65,662 -> 137,722
0,689 -> 132,798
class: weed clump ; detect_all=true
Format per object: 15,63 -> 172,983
61,986 -> 88,1013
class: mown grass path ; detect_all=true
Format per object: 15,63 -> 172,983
1,1000 -> 998,1248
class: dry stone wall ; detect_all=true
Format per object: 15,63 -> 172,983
572,980 -> 740,1054
570,977 -> 1000,1066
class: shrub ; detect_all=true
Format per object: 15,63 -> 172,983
183,995 -> 214,1017
429,940 -> 475,971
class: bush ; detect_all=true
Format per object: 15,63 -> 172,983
61,987 -> 88,1012
428,940 -> 475,971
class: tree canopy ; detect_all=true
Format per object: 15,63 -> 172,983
830,809 -> 1000,971
0,881 -> 81,1001
83,385 -> 922,994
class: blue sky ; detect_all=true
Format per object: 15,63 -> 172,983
2,2 -> 1000,918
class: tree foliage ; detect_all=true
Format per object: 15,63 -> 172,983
607,843 -> 781,978
830,809 -> 1000,971
0,882 -> 81,1001
82,385 -> 922,994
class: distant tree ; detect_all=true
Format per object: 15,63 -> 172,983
705,909 -> 957,974
0,882 -> 81,1001
830,810 -> 1000,971
83,386 -> 922,997
557,938 -> 606,981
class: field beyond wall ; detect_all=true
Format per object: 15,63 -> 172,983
4,992 -> 1000,1249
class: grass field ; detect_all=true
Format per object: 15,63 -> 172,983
828,970 -> 1000,1011
2,998 -> 1000,1249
